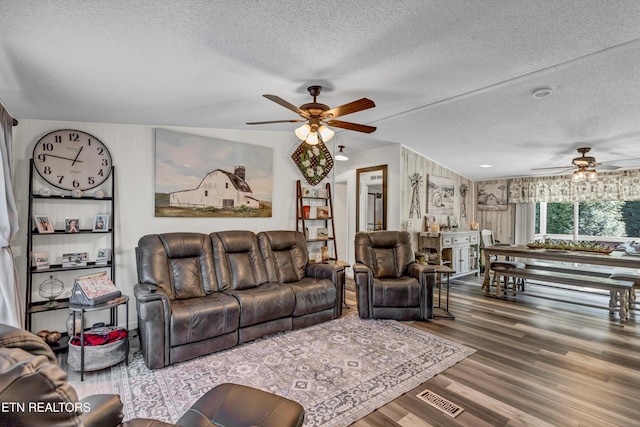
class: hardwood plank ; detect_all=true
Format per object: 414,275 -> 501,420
346,276 -> 639,426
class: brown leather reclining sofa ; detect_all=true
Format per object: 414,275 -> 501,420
135,230 -> 345,369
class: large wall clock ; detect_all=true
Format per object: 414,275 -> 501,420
33,129 -> 112,191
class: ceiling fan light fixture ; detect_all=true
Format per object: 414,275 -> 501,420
295,124 -> 311,141
572,168 -> 587,183
318,125 -> 334,142
335,145 -> 349,161
306,131 -> 319,145
587,169 -> 598,181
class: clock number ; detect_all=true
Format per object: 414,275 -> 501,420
98,169 -> 104,177
69,133 -> 80,142
57,176 -> 64,184
43,166 -> 52,175
97,147 -> 104,155
73,180 -> 80,188
37,154 -> 46,162
101,159 -> 109,166
88,177 -> 95,185
54,135 -> 62,143
42,143 -> 54,151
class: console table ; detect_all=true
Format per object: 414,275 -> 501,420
418,230 -> 480,279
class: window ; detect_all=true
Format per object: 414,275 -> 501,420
536,200 -> 640,239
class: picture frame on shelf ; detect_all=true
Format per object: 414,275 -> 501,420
33,252 -> 50,270
92,215 -> 109,232
95,248 -> 110,265
62,252 -> 88,268
65,218 -> 80,233
317,188 -> 328,198
316,206 -> 330,219
317,227 -> 329,240
34,215 -> 54,234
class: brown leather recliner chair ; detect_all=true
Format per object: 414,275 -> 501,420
353,230 -> 436,320
0,323 -> 305,427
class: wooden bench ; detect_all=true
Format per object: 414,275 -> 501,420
490,265 -> 634,320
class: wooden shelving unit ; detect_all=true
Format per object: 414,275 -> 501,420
295,180 -> 338,261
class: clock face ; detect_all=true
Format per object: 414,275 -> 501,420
33,129 -> 112,191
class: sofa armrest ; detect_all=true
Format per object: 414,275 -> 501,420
353,263 -> 374,318
306,263 -> 346,317
407,263 -> 436,319
134,283 -> 171,369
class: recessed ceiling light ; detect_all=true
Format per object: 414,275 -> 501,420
532,87 -> 553,98
478,164 -> 494,168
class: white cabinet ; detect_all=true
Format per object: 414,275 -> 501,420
418,230 -> 480,279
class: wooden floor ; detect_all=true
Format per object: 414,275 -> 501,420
347,276 -> 640,427
64,276 -> 639,427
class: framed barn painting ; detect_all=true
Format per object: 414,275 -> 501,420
477,180 -> 508,211
155,129 -> 273,217
426,175 -> 454,215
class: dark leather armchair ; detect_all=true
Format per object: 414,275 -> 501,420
353,230 -> 436,320
0,323 -> 305,427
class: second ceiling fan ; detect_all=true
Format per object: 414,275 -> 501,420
246,85 -> 376,144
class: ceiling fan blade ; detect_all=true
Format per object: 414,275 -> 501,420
600,157 -> 640,168
263,95 -> 309,118
326,119 -> 377,133
246,119 -> 305,125
530,165 -> 573,171
323,98 -> 375,119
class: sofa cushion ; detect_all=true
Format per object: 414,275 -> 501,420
137,232 -> 219,300
170,293 -> 240,346
371,276 -> 420,307
258,231 -> 308,283
230,283 -> 295,327
288,277 -> 336,316
211,231 -> 269,291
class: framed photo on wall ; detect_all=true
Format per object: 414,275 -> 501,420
426,175 -> 454,215
477,180 -> 509,211
65,218 -> 80,233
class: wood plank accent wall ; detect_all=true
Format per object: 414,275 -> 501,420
401,147 -> 514,248
473,180 -> 514,244
401,147 -> 475,249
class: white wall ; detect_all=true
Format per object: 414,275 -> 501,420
334,144 -> 403,267
13,120 -> 302,332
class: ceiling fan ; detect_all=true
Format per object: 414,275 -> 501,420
246,85 -> 376,144
531,147 -> 640,182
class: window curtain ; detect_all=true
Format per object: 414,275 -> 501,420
509,170 -> 640,203
0,105 -> 22,328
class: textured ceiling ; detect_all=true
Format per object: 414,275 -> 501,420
2,0 -> 640,180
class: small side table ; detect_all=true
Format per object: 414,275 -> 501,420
69,295 -> 129,381
433,265 -> 455,319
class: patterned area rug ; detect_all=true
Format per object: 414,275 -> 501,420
113,314 -> 475,426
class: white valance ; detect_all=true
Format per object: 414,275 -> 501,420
508,169 -> 640,203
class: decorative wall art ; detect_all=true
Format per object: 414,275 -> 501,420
477,180 -> 508,211
409,173 -> 423,219
459,183 -> 469,219
426,175 -> 454,215
291,141 -> 334,186
155,129 -> 273,217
